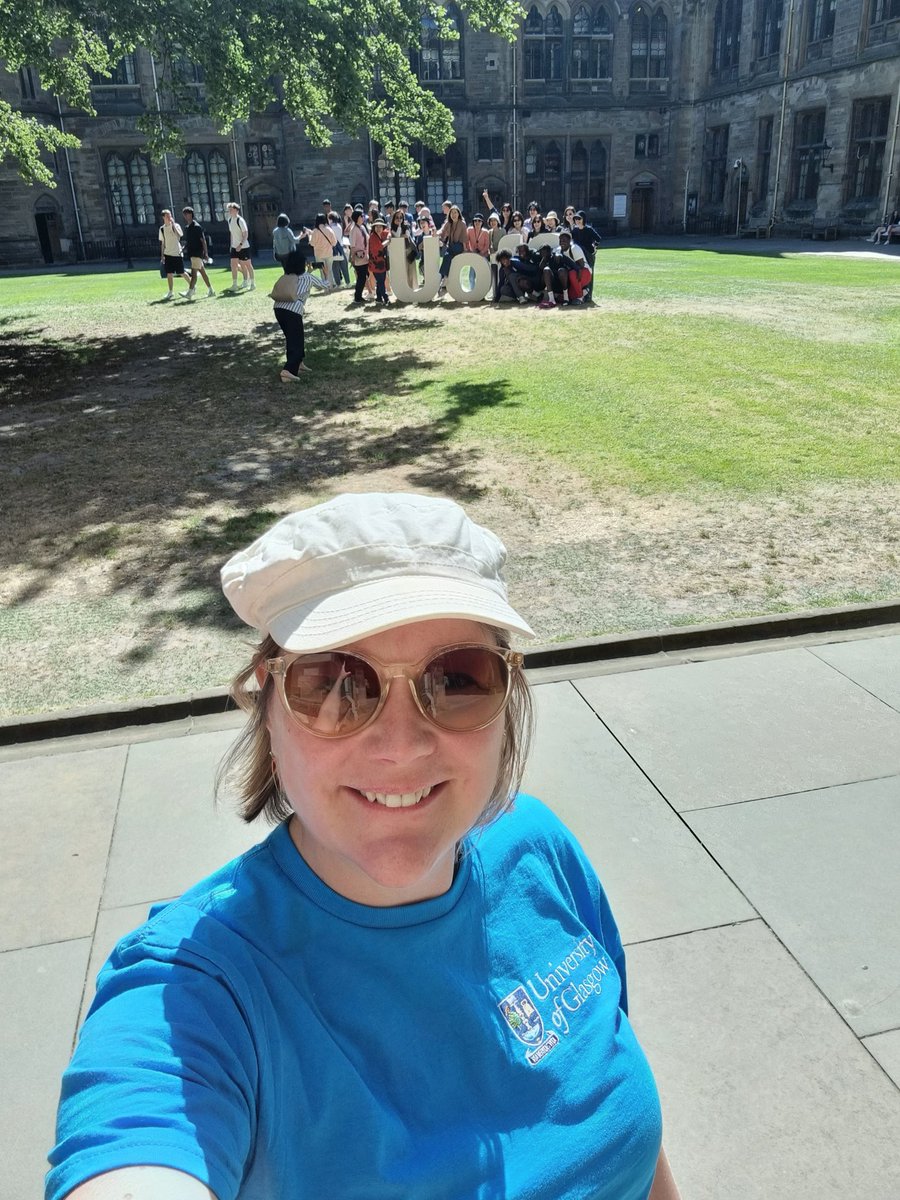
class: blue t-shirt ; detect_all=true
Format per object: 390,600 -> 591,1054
47,795 -> 662,1200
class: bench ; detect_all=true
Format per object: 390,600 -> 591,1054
739,218 -> 772,239
800,222 -> 839,241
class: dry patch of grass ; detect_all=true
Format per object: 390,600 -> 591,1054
1,249 -> 899,716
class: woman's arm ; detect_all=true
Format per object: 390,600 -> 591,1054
648,1146 -> 681,1200
64,1166 -> 218,1200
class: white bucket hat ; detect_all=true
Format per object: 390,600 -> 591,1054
221,493 -> 534,651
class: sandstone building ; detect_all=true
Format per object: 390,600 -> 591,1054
2,0 -> 898,264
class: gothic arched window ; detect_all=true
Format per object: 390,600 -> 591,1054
572,5 -> 614,78
525,6 -> 562,81
106,152 -> 154,225
757,0 -> 783,59
185,149 -> 232,223
712,0 -> 742,75
417,6 -> 464,81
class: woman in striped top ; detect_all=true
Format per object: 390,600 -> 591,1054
273,250 -> 330,382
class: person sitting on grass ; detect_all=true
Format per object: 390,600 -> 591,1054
509,243 -> 543,301
270,250 -> 330,383
534,244 -> 567,309
493,249 -> 528,304
557,230 -> 591,304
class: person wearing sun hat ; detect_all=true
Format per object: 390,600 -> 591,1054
47,493 -> 681,1200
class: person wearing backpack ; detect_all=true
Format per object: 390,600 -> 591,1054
158,209 -> 191,301
269,250 -> 330,382
226,201 -> 255,292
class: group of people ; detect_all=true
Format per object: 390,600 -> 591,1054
267,193 -> 603,380
161,193 -> 602,381
158,202 -> 257,300
298,191 -> 602,308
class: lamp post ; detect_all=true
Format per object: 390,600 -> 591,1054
110,183 -> 134,270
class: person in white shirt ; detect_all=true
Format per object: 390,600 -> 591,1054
158,210 -> 191,301
557,230 -> 591,303
226,202 -> 255,292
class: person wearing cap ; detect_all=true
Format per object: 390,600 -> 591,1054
523,201 -> 541,233
368,215 -> 390,304
570,210 -> 602,300
47,491 -> 681,1200
466,213 -> 490,258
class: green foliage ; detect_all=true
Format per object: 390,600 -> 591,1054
1,0 -> 525,184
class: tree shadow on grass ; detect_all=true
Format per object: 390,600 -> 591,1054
1,310 -> 522,660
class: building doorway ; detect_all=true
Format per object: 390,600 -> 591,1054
35,211 -> 61,264
630,185 -> 654,233
250,196 -> 282,254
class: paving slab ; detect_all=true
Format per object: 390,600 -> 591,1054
811,632 -> 900,713
685,775 -> 900,1037
627,921 -> 900,1200
2,938 -> 91,1199
0,745 -> 125,952
523,681 -> 754,944
102,728 -> 266,909
862,1030 -> 900,1089
573,647 -> 900,810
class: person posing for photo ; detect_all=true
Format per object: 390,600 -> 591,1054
47,490 -> 682,1200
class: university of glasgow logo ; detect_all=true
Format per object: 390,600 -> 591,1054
498,987 -> 560,1064
498,986 -> 544,1045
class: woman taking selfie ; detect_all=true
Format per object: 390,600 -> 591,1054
48,493 -> 680,1200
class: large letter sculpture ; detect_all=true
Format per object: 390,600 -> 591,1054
388,235 -> 441,302
386,231 -> 560,304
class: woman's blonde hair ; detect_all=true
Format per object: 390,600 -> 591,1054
217,627 -> 534,831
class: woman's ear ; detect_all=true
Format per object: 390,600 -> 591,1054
255,662 -> 268,689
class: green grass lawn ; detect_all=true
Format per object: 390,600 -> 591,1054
1,244 -> 899,716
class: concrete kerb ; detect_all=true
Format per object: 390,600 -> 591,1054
3,598 -> 900,748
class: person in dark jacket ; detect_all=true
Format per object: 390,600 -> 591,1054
570,211 -> 601,300
493,250 -> 528,304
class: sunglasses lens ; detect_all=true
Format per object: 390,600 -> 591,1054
417,647 -> 510,731
283,652 -> 380,736
281,646 -> 513,737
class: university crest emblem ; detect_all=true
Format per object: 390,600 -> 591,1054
497,986 -> 560,1064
